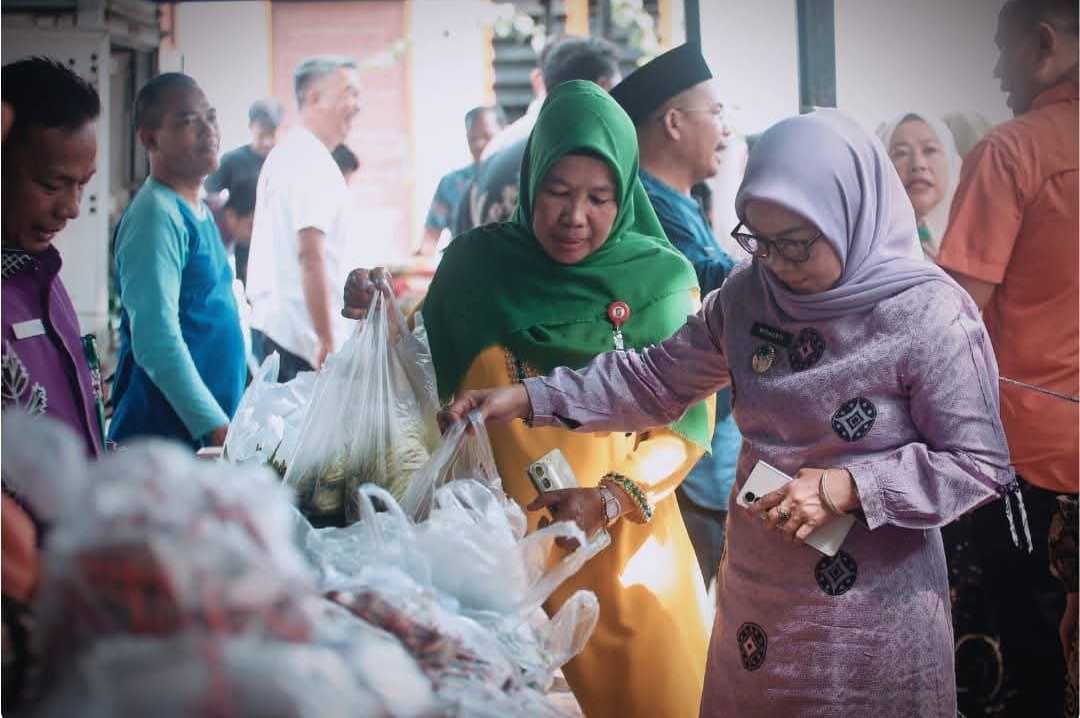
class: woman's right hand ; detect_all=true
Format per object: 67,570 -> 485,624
437,384 -> 532,433
341,267 -> 393,320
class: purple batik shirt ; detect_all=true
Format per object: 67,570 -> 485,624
524,263 -> 1013,717
2,247 -> 104,459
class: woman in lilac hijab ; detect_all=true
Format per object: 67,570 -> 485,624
441,109 -> 1021,717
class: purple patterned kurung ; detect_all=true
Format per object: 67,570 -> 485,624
524,263 -> 1013,717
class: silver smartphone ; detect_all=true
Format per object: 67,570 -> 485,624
527,448 -> 580,493
737,460 -> 855,557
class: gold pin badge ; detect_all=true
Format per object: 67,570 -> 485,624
752,344 -> 776,374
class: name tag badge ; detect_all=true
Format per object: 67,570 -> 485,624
12,319 -> 46,340
750,322 -> 793,348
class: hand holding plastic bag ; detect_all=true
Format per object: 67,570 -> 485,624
401,411 -> 520,535
285,290 -> 440,526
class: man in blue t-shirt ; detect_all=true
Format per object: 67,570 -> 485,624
612,43 -> 741,588
415,105 -> 505,255
110,73 -> 246,449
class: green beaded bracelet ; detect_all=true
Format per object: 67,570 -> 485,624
601,472 -> 653,523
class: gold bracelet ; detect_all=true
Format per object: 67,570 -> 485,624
600,473 -> 653,523
819,469 -> 845,516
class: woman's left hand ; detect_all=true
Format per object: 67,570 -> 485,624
528,488 -> 605,551
746,468 -> 856,543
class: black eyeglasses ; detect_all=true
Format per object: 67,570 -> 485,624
730,222 -> 825,263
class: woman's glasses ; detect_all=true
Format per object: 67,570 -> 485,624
730,222 -> 825,263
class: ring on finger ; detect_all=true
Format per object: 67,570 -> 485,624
776,506 -> 791,523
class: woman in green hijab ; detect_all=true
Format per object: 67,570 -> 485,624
345,80 -> 712,717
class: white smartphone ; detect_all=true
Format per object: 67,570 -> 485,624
737,460 -> 855,557
526,448 -> 580,493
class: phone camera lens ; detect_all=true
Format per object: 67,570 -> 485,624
744,491 -> 756,502
534,465 -> 546,477
542,478 -> 551,489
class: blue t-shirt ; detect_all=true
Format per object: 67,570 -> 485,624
425,165 -> 476,232
641,169 -> 741,510
109,179 -> 246,448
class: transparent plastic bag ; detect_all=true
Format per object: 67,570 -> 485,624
326,582 -> 520,693
417,480 -> 609,617
284,290 -> 440,526
306,484 -> 431,589
29,636 -> 381,718
35,441 -> 316,661
224,353 -> 317,474
400,412 -> 515,529
0,408 -> 87,525
518,590 -> 600,689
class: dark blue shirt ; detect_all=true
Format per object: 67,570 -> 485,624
641,169 -> 741,510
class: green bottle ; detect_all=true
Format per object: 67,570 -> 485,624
81,333 -> 108,452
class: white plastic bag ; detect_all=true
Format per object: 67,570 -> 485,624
284,290 -> 439,525
29,636 -> 381,718
223,352 -> 316,473
306,484 -> 431,589
35,441 -> 316,661
400,411 -> 515,528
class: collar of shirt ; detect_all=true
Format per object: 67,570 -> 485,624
1031,79 -> 1079,112
2,245 -> 61,281
640,169 -> 704,215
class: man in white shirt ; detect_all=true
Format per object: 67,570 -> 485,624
246,55 -> 361,379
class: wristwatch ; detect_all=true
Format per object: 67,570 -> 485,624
598,484 -> 621,527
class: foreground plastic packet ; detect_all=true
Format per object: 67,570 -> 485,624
436,675 -> 575,718
305,597 -> 438,718
35,441 -> 317,659
324,566 -> 520,694
0,408 -> 88,525
28,635 -> 381,718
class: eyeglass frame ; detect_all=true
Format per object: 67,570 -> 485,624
729,221 -> 826,263
651,102 -> 726,124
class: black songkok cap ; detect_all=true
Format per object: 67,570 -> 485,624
610,42 -> 713,126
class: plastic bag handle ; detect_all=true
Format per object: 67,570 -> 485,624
400,411 -> 504,522
354,483 -> 415,551
514,520 -> 611,617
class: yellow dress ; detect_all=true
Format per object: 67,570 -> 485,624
460,345 -> 714,718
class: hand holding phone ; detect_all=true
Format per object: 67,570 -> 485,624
738,460 -> 855,556
527,449 -> 580,493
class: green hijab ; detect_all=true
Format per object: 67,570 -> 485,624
422,80 -> 710,451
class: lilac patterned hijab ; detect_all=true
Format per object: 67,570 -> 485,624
735,108 -> 951,322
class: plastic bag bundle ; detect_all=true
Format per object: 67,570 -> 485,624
436,676 -> 576,718
491,591 -> 600,691
417,479 -> 609,617
36,441 -> 316,661
0,408 -> 88,525
304,597 -> 438,717
224,353 -> 316,474
305,485 -> 432,589
326,584 -> 519,694
28,636 -> 385,718
285,290 -> 440,526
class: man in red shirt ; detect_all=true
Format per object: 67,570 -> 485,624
937,1 -> 1078,714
